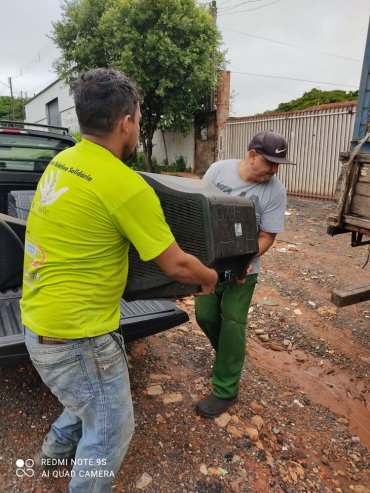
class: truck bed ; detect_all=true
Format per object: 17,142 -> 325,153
0,286 -> 188,367
328,152 -> 370,238
0,210 -> 189,367
0,122 -> 191,367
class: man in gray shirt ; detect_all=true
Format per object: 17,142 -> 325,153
195,130 -> 296,417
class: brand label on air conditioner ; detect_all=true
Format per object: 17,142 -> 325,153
234,223 -> 242,236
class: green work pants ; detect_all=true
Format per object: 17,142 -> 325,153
194,274 -> 258,399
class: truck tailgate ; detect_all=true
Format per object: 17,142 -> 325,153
0,289 -> 188,367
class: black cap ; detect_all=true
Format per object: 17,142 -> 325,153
248,130 -> 296,165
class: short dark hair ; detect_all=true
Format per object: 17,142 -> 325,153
70,68 -> 140,135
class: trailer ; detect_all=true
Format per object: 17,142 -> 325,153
328,20 -> 370,307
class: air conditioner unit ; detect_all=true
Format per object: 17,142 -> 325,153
123,172 -> 258,301
8,190 -> 35,221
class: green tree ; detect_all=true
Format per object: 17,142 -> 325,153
52,0 -> 225,171
0,96 -> 24,121
264,88 -> 359,114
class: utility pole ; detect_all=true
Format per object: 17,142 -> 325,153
20,91 -> 26,121
210,0 -> 217,19
8,77 -> 15,120
208,1 -> 217,112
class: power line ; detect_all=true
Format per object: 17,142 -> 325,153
218,0 -> 266,12
15,41 -> 58,78
26,76 -> 59,96
229,63 -> 294,97
19,41 -> 54,73
11,78 -> 28,92
231,71 -> 358,88
219,0 -> 282,15
218,0 -> 234,5
21,46 -> 57,75
249,74 -> 294,97
218,0 -> 263,12
2,41 -> 60,99
222,28 -> 362,62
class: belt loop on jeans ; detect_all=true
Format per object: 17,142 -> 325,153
38,336 -> 67,345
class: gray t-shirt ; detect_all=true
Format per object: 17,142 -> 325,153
203,159 -> 287,274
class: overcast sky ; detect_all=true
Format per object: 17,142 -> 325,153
0,0 -> 369,117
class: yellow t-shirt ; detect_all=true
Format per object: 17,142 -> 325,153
20,139 -> 175,338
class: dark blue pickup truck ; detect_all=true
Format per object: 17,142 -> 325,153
0,120 -> 188,366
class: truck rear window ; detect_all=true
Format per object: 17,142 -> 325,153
0,134 -> 74,172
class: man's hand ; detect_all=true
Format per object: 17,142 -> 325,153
236,230 -> 276,285
154,242 -> 218,295
236,263 -> 254,285
194,269 -> 218,296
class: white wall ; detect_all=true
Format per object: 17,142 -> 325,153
25,80 -> 194,162
25,79 -> 79,133
152,129 -> 194,169
60,107 -> 79,133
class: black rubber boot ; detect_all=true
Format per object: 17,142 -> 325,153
33,449 -> 75,470
196,393 -> 238,417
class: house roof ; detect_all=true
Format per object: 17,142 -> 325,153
24,78 -> 61,105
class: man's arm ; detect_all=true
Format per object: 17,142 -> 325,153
246,185 -> 286,275
244,230 -> 276,277
255,230 -> 276,258
154,242 -> 218,296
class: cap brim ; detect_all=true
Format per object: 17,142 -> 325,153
259,152 -> 296,165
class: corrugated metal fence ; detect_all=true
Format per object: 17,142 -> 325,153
225,103 -> 357,200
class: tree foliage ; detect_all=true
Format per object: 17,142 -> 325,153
51,0 -> 225,171
264,88 -> 359,114
0,96 -> 24,121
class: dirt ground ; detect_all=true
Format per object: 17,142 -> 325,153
1,197 -> 370,493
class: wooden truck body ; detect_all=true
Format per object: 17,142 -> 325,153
327,21 -> 370,307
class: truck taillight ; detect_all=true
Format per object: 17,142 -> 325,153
0,129 -> 28,134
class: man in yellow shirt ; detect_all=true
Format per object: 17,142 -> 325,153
21,68 -> 217,493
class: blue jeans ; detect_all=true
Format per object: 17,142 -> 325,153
24,327 -> 134,493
